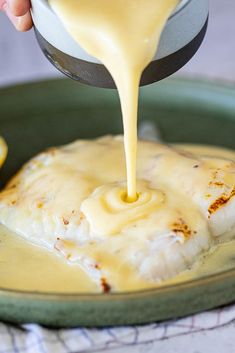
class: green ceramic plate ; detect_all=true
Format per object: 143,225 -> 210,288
1,77 -> 235,328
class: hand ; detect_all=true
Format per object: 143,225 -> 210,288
0,0 -> 32,31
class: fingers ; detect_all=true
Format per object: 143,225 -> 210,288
0,0 -> 33,32
14,10 -> 33,32
9,0 -> 30,17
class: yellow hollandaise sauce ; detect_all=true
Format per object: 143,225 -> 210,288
48,0 -> 179,202
0,141 -> 235,293
1,223 -> 235,293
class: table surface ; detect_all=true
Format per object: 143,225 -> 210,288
0,1 -> 235,353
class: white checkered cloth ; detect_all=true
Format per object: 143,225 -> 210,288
1,303 -> 235,353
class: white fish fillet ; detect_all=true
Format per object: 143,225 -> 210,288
0,136 -> 234,291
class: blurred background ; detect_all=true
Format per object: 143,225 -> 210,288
0,0 -> 234,86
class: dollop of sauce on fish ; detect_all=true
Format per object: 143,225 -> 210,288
0,138 -> 235,292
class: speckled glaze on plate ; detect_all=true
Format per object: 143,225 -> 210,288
1,77 -> 235,327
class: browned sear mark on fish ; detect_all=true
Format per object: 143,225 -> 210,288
208,187 -> 235,217
208,169 -> 225,188
101,277 -> 111,293
171,218 -> 195,239
46,147 -> 58,156
209,181 -> 224,188
62,217 -> 69,225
